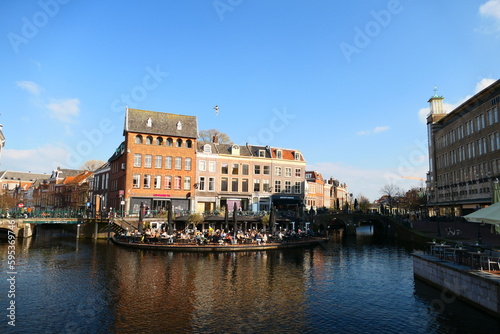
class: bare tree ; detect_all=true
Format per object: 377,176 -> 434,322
380,183 -> 403,214
80,160 -> 106,172
357,194 -> 371,212
198,129 -> 232,144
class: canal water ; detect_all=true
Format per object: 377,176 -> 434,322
1,226 -> 500,334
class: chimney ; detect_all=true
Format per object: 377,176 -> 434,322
212,135 -> 218,144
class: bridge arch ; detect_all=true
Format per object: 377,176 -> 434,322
320,213 -> 394,236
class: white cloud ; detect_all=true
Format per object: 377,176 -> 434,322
356,125 -> 390,136
46,98 -> 80,123
417,77 -> 496,124
2,145 -> 69,173
480,0 -> 500,21
474,78 -> 496,93
16,81 -> 41,96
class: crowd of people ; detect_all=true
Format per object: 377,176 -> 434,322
119,226 -> 314,246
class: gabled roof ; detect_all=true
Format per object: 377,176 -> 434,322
270,147 -> 304,161
0,170 -> 48,182
247,145 -> 272,158
215,143 -> 253,157
306,171 -> 324,182
63,170 -> 93,185
125,108 -> 198,139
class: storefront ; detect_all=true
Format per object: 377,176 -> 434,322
271,195 -> 303,209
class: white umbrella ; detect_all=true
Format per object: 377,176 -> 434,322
464,202 -> 500,235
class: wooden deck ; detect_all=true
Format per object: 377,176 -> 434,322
111,236 -> 328,252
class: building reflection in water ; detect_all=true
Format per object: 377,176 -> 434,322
109,247 -> 319,333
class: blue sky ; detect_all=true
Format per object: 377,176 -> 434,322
1,0 -> 500,201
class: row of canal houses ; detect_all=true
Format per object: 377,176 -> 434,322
1,108 -> 350,216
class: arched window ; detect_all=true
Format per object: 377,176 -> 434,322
156,137 -> 163,145
167,138 -> 173,147
135,135 -> 143,144
186,139 -> 192,148
146,136 -> 153,145
176,139 -> 183,147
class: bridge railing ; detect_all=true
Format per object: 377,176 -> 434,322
0,210 -> 88,219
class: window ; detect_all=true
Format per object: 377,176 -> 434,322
208,177 -> 215,191
165,156 -> 172,169
185,158 -> 192,171
199,160 -> 206,171
254,165 -> 261,175
208,161 -> 216,172
263,179 -> 270,192
276,150 -> 282,159
285,181 -> 291,193
295,168 -> 301,177
203,144 -> 212,153
175,157 -> 182,170
156,137 -> 163,145
155,155 -> 162,168
294,181 -> 301,194
186,139 -> 192,148
274,180 -> 281,193
176,121 -> 182,130
294,152 -> 301,160
146,118 -> 152,127
275,166 -> 282,176
242,178 -> 248,192
184,176 -> 191,190
232,163 -> 239,175
144,155 -> 152,168
154,175 -> 161,189
199,177 -> 206,191
135,135 -> 143,144
258,150 -> 265,157
242,164 -> 249,175
263,166 -> 270,175
221,163 -> 229,174
253,179 -> 260,192
167,138 -> 173,146
133,174 -> 140,188
144,175 -> 151,188
146,136 -> 153,145
176,139 -> 182,147
232,178 -> 238,192
134,154 -> 142,167
164,176 -> 172,189
174,176 -> 181,190
285,167 -> 292,177
221,177 -> 228,191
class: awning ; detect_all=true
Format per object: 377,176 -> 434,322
271,195 -> 302,205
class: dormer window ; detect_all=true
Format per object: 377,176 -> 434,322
294,152 -> 301,160
276,150 -> 282,159
146,118 -> 153,127
203,144 -> 212,154
176,121 -> 182,130
258,150 -> 265,157
231,144 -> 240,155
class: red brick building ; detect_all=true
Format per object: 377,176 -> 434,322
108,108 -> 198,215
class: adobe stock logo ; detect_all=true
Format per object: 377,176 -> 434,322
7,0 -> 71,53
339,0 -> 403,64
213,0 -> 243,22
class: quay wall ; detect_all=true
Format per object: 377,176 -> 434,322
413,254 -> 500,318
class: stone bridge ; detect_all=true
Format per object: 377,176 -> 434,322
316,213 -> 401,236
0,218 -> 83,239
